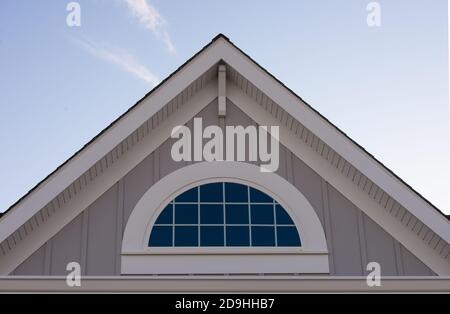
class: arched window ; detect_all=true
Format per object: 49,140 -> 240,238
149,183 -> 301,248
122,162 -> 329,275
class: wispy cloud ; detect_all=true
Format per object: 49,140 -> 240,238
73,38 -> 160,87
122,0 -> 175,53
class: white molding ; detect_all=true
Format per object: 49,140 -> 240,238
227,84 -> 450,276
218,64 -> 227,116
122,254 -> 329,275
0,83 -> 218,275
124,248 -> 324,255
0,276 -> 449,293
121,162 -> 329,275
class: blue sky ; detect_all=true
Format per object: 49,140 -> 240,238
0,0 -> 449,214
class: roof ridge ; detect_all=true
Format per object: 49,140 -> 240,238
211,33 -> 230,42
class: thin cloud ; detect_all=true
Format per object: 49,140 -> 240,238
73,38 -> 160,87
122,0 -> 176,53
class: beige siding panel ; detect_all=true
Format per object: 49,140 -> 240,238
362,214 -> 398,275
327,185 -> 364,275
320,180 -> 336,275
85,185 -> 119,275
199,99 -> 220,128
224,100 -> 257,165
13,244 -> 46,276
122,153 -> 154,229
158,137 -> 181,180
276,145 -> 288,181
401,244 -> 435,276
291,155 -> 325,225
49,214 -> 83,275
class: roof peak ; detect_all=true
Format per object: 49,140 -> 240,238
211,33 -> 231,43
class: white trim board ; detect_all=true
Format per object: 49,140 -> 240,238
0,276 -> 449,293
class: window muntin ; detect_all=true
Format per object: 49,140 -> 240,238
149,183 -> 301,248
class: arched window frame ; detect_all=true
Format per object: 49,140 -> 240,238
148,182 -> 302,248
122,162 -> 329,275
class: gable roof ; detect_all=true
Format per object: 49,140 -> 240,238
2,34 -> 448,221
0,34 -> 449,275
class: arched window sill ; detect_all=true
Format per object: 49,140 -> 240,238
121,252 -> 329,275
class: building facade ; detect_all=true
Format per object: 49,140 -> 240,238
0,35 -> 449,293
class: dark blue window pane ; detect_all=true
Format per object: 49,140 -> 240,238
251,205 -> 274,224
252,226 -> 275,246
225,183 -> 248,203
277,227 -> 301,247
226,204 -> 249,224
276,205 -> 295,225
250,187 -> 273,203
226,226 -> 250,246
175,204 -> 198,224
155,204 -> 173,224
149,226 -> 172,247
148,183 -> 302,248
200,183 -> 223,202
175,187 -> 198,202
200,204 -> 223,224
175,226 -> 198,246
201,226 -> 224,246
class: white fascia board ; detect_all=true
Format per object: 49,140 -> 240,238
217,40 -> 450,243
0,276 -> 449,293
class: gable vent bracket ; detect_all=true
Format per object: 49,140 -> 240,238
218,64 -> 227,117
